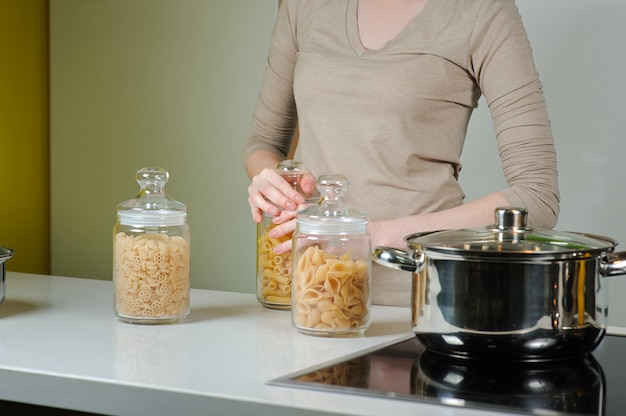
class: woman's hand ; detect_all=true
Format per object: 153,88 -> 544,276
247,160 -> 316,254
248,167 -> 315,223
268,210 -> 298,254
264,198 -> 321,254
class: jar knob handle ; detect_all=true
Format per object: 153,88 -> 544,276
136,167 -> 169,193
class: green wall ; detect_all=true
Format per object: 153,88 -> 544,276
50,0 -> 277,293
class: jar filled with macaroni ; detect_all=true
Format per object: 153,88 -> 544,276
256,160 -> 319,310
291,174 -> 371,337
113,167 -> 190,324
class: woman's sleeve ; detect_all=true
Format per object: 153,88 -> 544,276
242,0 -> 300,161
469,0 -> 560,228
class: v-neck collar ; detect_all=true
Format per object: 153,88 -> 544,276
346,0 -> 439,56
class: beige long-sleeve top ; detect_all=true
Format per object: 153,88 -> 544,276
244,0 -> 560,306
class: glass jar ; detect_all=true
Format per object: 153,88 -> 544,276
113,167 -> 190,324
291,174 -> 371,337
256,160 -> 315,310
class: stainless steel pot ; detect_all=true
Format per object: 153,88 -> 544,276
0,246 -> 13,306
373,207 -> 626,361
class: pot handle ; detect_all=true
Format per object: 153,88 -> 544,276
372,246 -> 419,272
601,251 -> 626,277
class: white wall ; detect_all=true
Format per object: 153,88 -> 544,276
460,1 -> 626,325
51,1 -> 626,326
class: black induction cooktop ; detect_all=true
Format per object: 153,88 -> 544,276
270,334 -> 626,415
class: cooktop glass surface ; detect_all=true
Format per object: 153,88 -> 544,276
270,334 -> 626,415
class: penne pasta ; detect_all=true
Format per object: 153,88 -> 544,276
265,295 -> 292,304
257,221 -> 293,308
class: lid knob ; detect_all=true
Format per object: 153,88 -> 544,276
117,167 -> 187,226
276,160 -> 306,192
495,207 -> 529,231
296,174 -> 368,235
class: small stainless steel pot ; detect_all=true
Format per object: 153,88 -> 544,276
0,246 -> 13,306
373,207 -> 626,361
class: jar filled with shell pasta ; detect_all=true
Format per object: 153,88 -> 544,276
292,174 -> 371,337
256,160 -> 318,310
113,167 -> 190,324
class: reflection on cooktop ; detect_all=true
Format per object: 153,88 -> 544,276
270,335 -> 626,415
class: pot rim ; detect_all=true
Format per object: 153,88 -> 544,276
402,207 -> 618,261
0,246 -> 13,261
405,230 -> 617,261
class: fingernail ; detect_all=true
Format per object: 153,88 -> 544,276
285,201 -> 296,210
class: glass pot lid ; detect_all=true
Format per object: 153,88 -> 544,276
406,207 -> 617,260
0,246 -> 13,261
296,174 -> 368,235
117,167 -> 187,226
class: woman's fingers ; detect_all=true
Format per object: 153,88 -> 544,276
248,165 -> 317,229
273,208 -> 297,224
273,239 -> 293,255
300,171 -> 316,195
248,167 -> 306,218
270,217 -> 297,254
270,216 -> 297,238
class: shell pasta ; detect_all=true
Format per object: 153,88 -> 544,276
294,356 -> 368,386
293,245 -> 370,333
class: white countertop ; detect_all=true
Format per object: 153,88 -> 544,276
0,272 -> 586,416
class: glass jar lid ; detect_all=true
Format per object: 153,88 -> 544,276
297,174 -> 368,235
274,160 -> 321,206
406,207 -> 617,260
117,167 -> 187,226
276,160 -> 307,193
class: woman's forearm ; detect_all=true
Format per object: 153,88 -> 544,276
245,149 -> 284,179
370,192 -> 510,249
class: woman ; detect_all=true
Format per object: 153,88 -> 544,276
244,0 -> 559,306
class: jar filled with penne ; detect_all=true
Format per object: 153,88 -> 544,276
291,174 -> 372,337
256,160 -> 318,310
113,167 -> 190,324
